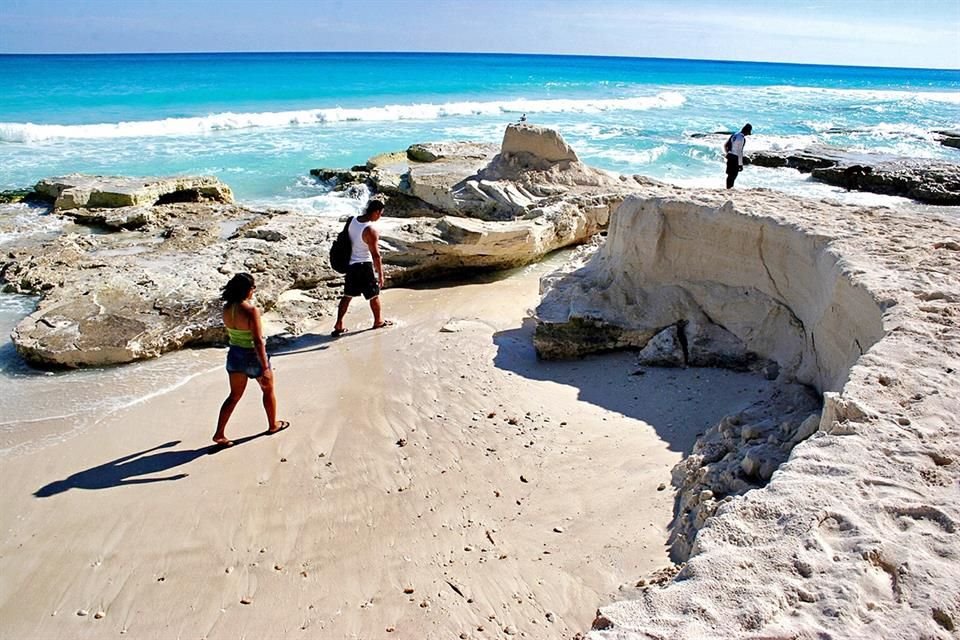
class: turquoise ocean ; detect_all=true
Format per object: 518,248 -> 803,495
1,52 -> 959,449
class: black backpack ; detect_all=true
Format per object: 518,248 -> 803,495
329,216 -> 354,274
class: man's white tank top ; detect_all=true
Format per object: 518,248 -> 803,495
348,217 -> 374,264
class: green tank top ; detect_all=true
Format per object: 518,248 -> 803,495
226,305 -> 255,348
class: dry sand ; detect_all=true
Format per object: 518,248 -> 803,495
0,259 -> 777,639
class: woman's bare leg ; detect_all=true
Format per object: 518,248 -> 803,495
214,372 -> 248,444
257,372 -> 280,431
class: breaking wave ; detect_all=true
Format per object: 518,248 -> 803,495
0,93 -> 686,142
768,85 -> 960,104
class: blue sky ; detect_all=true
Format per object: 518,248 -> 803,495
1,0 -> 958,69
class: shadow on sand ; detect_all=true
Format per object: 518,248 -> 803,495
268,332 -> 335,357
493,318 -> 778,562
34,433 -> 265,497
268,322 -> 398,357
492,318 -> 768,456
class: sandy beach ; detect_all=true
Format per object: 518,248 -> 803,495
2,9 -> 958,638
0,258 -> 776,639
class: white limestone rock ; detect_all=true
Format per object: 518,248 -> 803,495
500,123 -> 579,166
316,125 -> 623,222
635,325 -> 684,367
553,187 -> 960,639
5,202 -> 343,367
33,174 -> 233,211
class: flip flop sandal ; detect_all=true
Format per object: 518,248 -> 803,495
267,420 -> 290,435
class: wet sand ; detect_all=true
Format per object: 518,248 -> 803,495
0,261 -> 775,639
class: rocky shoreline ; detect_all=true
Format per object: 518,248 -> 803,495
3,125 -> 959,638
2,125 -> 641,368
749,145 -> 960,205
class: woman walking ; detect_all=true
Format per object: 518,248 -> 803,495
213,273 -> 288,446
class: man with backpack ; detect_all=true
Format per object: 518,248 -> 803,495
724,123 -> 753,189
331,199 -> 392,337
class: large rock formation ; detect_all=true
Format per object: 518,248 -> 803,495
749,145 -> 960,205
3,125 -> 638,367
313,123 -> 624,221
379,191 -> 627,283
536,191 -> 885,392
312,124 -> 643,282
500,122 -> 579,165
534,186 -> 960,638
4,201 -> 343,368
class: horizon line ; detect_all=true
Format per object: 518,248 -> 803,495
0,49 -> 957,73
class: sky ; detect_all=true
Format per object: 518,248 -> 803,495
1,0 -> 958,69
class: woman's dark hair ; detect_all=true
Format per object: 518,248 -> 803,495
221,272 -> 255,305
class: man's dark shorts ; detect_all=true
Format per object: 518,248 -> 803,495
344,261 -> 380,299
725,153 -> 740,178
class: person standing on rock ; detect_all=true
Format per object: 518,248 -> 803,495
724,123 -> 753,189
331,199 -> 393,336
213,272 -> 288,447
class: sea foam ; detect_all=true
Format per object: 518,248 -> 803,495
0,93 -> 686,142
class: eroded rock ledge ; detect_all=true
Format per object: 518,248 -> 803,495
750,145 -> 960,205
33,174 -> 235,210
535,187 -> 960,638
2,125 -> 641,367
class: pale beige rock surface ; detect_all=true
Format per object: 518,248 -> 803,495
6,127 -> 633,367
5,203 -> 343,367
34,174 -> 234,210
501,123 -> 580,164
532,186 -> 960,639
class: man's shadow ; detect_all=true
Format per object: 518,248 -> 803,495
34,434 -> 260,497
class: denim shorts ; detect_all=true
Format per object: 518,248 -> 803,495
226,345 -> 268,379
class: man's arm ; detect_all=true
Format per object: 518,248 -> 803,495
363,226 -> 384,288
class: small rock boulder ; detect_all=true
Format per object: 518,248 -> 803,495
501,123 -> 579,166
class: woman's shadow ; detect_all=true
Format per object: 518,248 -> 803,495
34,435 -> 259,497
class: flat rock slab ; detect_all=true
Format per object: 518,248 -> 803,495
750,145 -> 960,205
405,141 -> 500,163
934,129 -> 960,149
33,174 -> 234,211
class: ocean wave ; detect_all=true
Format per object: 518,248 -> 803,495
686,133 -> 822,152
768,85 -> 960,104
801,121 -> 937,140
593,145 -> 670,165
0,204 -> 66,248
0,93 -> 686,142
0,292 -> 38,315
247,190 -> 369,218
